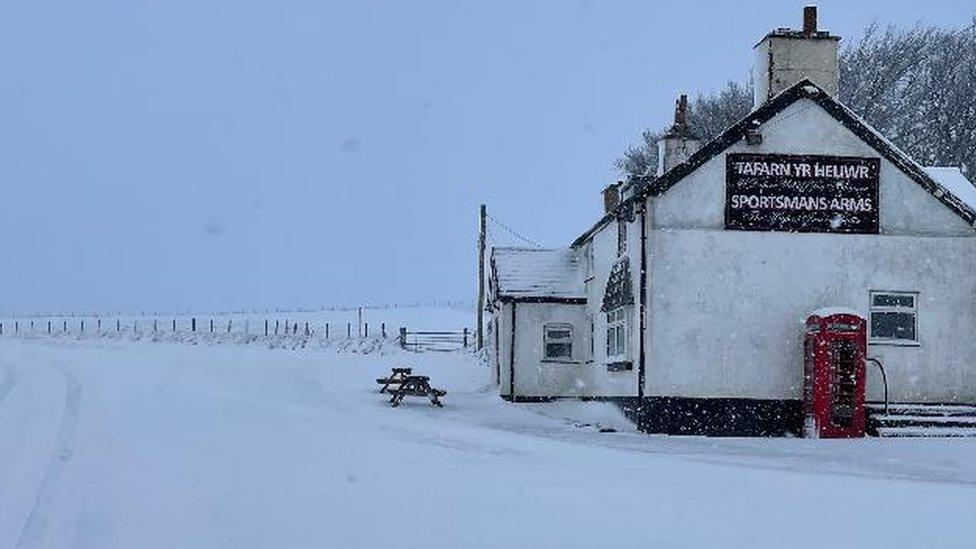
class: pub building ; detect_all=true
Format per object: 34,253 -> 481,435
487,7 -> 976,437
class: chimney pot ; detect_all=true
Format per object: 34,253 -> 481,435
657,94 -> 702,176
602,182 -> 621,213
803,6 -> 817,34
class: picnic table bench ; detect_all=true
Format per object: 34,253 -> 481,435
376,367 -> 412,393
388,375 -> 446,407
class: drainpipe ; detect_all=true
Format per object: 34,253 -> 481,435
509,302 -> 517,400
638,206 -> 648,399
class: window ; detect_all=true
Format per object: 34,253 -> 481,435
870,291 -> 918,344
606,308 -> 628,359
617,219 -> 627,256
544,324 -> 573,360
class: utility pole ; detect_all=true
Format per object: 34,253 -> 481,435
477,204 -> 487,350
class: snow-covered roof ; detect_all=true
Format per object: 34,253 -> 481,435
491,248 -> 585,301
807,307 -> 864,320
923,167 -> 976,212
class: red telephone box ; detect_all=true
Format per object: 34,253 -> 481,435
803,311 -> 867,438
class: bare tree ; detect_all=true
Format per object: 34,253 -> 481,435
614,129 -> 664,177
617,18 -> 976,179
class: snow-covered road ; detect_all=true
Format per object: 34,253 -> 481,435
0,338 -> 974,548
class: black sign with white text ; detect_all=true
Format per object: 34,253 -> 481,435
725,153 -> 880,234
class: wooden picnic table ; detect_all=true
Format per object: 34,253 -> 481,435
376,367 -> 412,393
388,375 -> 446,407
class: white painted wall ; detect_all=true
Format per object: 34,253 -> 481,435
580,216 -> 641,397
507,302 -> 588,398
646,230 -> 976,402
650,99 -> 973,236
493,212 -> 644,399
645,97 -> 976,403
494,302 -> 513,396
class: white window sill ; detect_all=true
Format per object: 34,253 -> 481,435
541,359 -> 582,365
869,339 -> 920,347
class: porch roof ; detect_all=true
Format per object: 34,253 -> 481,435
491,247 -> 585,301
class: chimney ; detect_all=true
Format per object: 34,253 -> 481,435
752,6 -> 840,108
803,6 -> 817,34
602,181 -> 622,213
656,95 -> 701,176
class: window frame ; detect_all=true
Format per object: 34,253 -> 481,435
542,323 -> 575,362
869,290 -> 920,346
605,307 -> 628,360
617,219 -> 627,257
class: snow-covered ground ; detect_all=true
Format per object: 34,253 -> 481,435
1,335 -> 974,548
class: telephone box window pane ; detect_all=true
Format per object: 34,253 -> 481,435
872,294 -> 914,308
871,312 -> 916,341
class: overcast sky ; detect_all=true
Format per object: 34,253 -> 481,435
1,0 -> 971,315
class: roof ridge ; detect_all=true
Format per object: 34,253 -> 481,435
572,78 -> 976,248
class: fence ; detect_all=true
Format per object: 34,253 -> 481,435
0,316 -> 474,353
397,327 -> 471,352
0,316 -> 390,340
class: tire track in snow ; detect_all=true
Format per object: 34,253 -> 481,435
0,361 -> 17,406
15,366 -> 81,549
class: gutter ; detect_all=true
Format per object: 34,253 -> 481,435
497,296 -> 587,305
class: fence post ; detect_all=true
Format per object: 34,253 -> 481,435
153,319 -> 157,333
209,319 -> 213,333
81,319 -> 85,333
347,322 -> 351,339
133,320 -> 137,333
381,322 -> 386,338
275,320 -> 279,335
15,321 -> 19,334
265,319 -> 269,336
304,321 -> 309,336
399,327 -> 407,349
228,319 -> 232,333
463,327 -> 468,347
98,318 -> 101,332
31,320 -> 34,333
192,318 -> 196,332
293,322 -> 298,335
245,319 -> 249,335
365,323 -> 369,338
63,320 -> 67,333
48,321 -> 52,334
325,322 -> 330,339
1,322 -> 3,336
